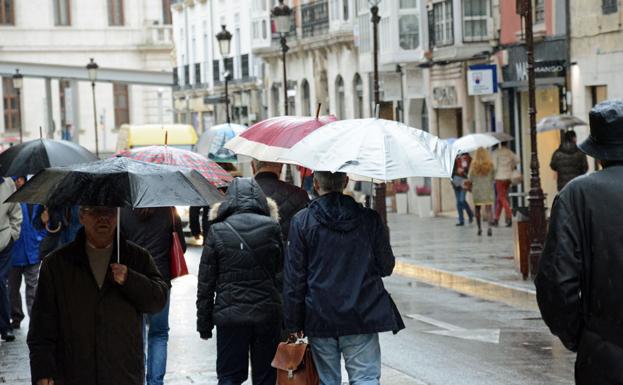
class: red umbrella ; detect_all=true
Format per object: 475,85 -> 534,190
115,146 -> 232,189
224,109 -> 337,162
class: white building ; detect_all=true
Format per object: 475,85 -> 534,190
0,0 -> 174,155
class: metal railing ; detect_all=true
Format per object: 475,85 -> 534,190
301,0 -> 329,39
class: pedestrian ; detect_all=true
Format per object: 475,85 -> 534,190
197,178 -> 282,385
451,153 -> 474,226
28,205 -> 168,385
253,160 -> 309,240
549,130 -> 589,192
491,142 -> 519,227
0,177 -> 22,342
468,148 -> 495,237
121,207 -> 186,385
8,176 -> 46,330
283,171 -> 405,385
535,100 -> 623,384
34,205 -> 82,258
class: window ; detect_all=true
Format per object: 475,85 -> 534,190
262,20 -> 267,39
433,0 -> 453,47
0,0 -> 14,24
241,54 -> 249,79
343,0 -> 349,20
301,79 -> 311,116
212,60 -> 220,83
463,0 -> 488,42
113,83 -> 129,128
335,76 -> 345,120
400,0 -> 417,8
535,0 -> 544,23
603,0 -> 618,14
184,64 -> 190,85
194,63 -> 201,84
353,73 -> 363,119
399,14 -> 419,49
173,66 -> 179,86
2,78 -> 21,132
108,0 -> 124,26
162,0 -> 172,24
358,14 -> 370,52
54,0 -> 71,26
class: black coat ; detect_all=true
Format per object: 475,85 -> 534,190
196,178 -> 282,338
120,207 -> 186,284
550,142 -> 589,191
536,165 -> 623,384
283,192 -> 404,338
27,229 -> 168,385
254,172 -> 309,240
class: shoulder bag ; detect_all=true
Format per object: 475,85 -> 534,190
170,208 -> 189,279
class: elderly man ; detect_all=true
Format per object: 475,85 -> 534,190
283,171 -> 404,385
536,100 -> 623,384
28,206 -> 168,385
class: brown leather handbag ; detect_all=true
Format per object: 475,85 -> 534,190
271,341 -> 319,385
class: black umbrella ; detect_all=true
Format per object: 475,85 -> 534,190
0,138 -> 98,177
6,157 -> 224,208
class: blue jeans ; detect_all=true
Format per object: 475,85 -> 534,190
144,292 -> 170,385
0,240 -> 14,334
309,333 -> 381,385
453,185 -> 473,224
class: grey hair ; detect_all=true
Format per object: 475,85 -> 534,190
252,160 -> 282,170
313,171 -> 347,193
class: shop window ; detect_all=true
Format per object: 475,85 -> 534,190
2,78 -> 21,132
54,0 -> 71,26
535,0 -> 544,24
162,0 -> 172,24
113,83 -> 130,128
0,0 -> 14,25
433,0 -> 453,47
463,0 -> 488,42
108,0 -> 124,26
399,14 -> 419,50
603,0 -> 617,14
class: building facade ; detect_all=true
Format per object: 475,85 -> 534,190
0,0 -> 175,154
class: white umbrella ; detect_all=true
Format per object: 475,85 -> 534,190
453,133 -> 501,154
537,115 -> 586,132
279,118 -> 458,181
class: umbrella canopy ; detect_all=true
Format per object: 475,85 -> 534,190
488,131 -> 514,142
537,115 -> 587,132
0,138 -> 97,177
280,118 -> 458,181
7,157 -> 224,209
452,133 -> 501,154
115,146 -> 232,189
224,115 -> 337,162
196,123 -> 247,163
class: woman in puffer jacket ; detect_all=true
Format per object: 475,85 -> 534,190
196,177 -> 282,385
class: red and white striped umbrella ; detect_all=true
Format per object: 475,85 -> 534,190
224,115 -> 337,162
115,146 -> 232,189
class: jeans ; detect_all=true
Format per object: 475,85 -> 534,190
8,262 -> 40,325
453,186 -> 474,224
144,292 -> 170,385
309,333 -> 381,385
494,180 -> 512,222
0,240 -> 15,334
216,323 -> 280,385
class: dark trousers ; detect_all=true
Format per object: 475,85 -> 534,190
216,323 -> 280,385
0,240 -> 15,333
8,262 -> 40,325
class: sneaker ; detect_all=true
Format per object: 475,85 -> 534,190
1,330 -> 15,342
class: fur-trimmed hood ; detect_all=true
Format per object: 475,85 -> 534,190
208,177 -> 279,222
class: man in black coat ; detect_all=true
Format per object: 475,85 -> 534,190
28,206 -> 168,385
550,130 -> 589,191
536,99 -> 623,385
253,160 -> 309,240
283,171 -> 404,385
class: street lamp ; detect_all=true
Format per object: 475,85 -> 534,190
369,0 -> 387,226
12,69 -> 23,143
272,0 -> 292,115
86,58 -> 100,157
216,25 -> 233,124
517,0 -> 546,279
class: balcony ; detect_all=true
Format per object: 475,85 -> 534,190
141,21 -> 173,48
302,0 -> 329,39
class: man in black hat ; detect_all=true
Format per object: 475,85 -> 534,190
536,99 -> 623,384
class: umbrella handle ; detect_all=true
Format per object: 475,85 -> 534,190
315,103 -> 321,119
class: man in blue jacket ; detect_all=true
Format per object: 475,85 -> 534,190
8,176 -> 46,330
283,171 -> 404,385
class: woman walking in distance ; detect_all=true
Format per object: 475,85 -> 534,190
469,147 -> 496,236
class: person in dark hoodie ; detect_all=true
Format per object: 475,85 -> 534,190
283,171 -> 404,385
196,178 -> 282,385
550,130 -> 589,192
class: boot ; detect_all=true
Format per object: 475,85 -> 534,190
487,228 -> 492,237
477,228 -> 482,236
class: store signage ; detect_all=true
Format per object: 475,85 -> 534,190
432,86 -> 458,107
467,64 -> 498,95
514,60 -> 566,82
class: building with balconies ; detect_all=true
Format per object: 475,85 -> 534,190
0,0 -> 175,154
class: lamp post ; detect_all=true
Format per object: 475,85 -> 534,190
369,0 -> 387,225
216,25 -> 233,124
12,69 -> 23,143
272,0 -> 292,116
86,58 -> 99,157
517,0 -> 546,279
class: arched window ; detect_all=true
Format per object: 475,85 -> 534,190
335,75 -> 345,119
301,79 -> 311,116
353,73 -> 363,119
271,83 -> 280,116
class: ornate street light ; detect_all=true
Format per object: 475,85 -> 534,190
12,69 -> 23,143
216,25 -> 233,124
86,58 -> 100,157
272,0 -> 292,115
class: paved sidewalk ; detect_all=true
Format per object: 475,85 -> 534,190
389,213 -> 537,311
